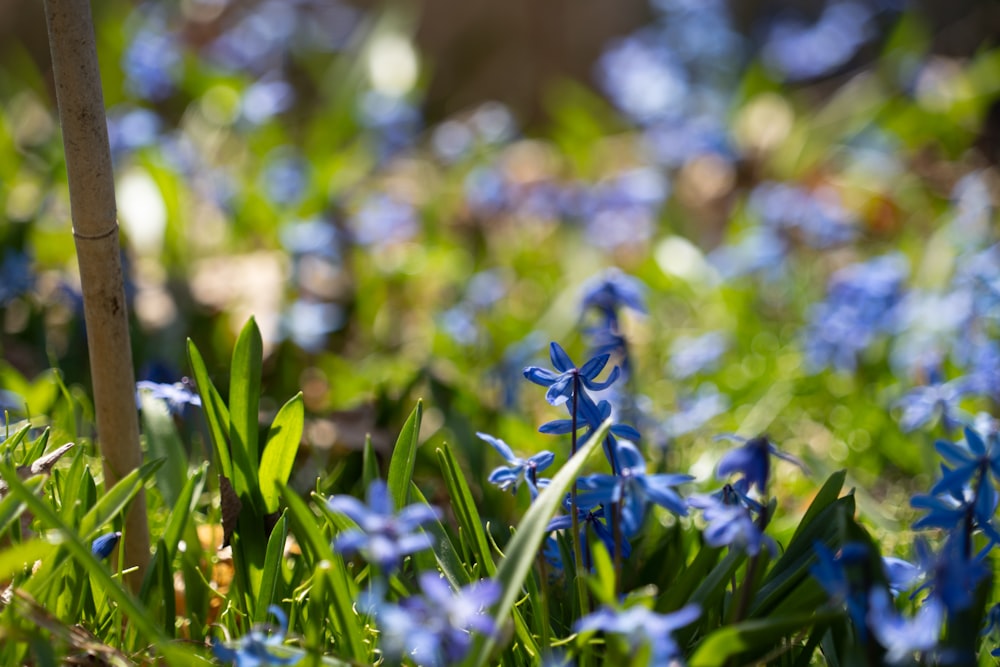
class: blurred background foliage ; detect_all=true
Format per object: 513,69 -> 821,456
2,0 -> 1000,537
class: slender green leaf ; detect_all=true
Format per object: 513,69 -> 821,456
139,392 -> 188,508
437,443 -> 495,577
78,457 -> 164,540
790,470 -> 846,544
0,462 -> 182,659
689,611 -> 840,667
0,537 -> 54,581
186,339 -> 232,479
229,317 -> 264,507
280,484 -> 366,660
387,401 -> 422,509
255,512 -> 288,623
362,435 -> 379,490
468,419 -> 611,667
259,393 -> 304,514
410,482 -> 470,588
0,476 -> 45,536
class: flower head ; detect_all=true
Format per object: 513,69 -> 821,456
91,532 -> 122,560
716,434 -> 805,492
477,432 -> 554,494
523,342 -> 621,407
328,480 -> 441,571
688,493 -> 772,556
212,605 -> 301,667
136,379 -> 202,415
575,604 -> 700,665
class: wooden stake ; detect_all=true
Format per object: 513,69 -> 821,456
43,0 -> 149,590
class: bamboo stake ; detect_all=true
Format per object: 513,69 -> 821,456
43,0 -> 149,589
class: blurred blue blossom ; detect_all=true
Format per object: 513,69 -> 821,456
262,150 -> 309,206
709,227 -> 789,282
597,33 -> 689,125
645,115 -> 734,169
432,120 -> 474,163
580,268 -> 647,325
749,182 -> 858,248
947,171 -> 993,247
327,480 -> 441,571
929,426 -> 1000,500
910,536 -> 991,616
716,434 -> 804,492
365,574 -> 500,667
464,166 -> 510,217
136,379 -> 202,415
882,556 -> 921,595
242,79 -> 295,125
470,102 -> 517,145
577,170 -> 668,250
661,384 -> 729,440
477,432 -> 554,494
206,1 -> 297,74
358,91 -> 421,159
894,376 -> 971,433
803,253 -> 909,372
106,107 -> 161,157
279,218 -> 342,261
122,17 -> 181,101
810,542 -> 879,639
349,194 -> 419,247
688,491 -> 772,556
91,532 -> 121,560
574,604 -> 700,665
669,332 -> 728,379
546,501 -> 630,566
762,2 -> 875,82
282,300 -> 344,352
212,605 -> 301,666
867,588 -> 943,664
0,250 -> 33,305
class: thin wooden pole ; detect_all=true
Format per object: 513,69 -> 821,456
43,0 -> 149,590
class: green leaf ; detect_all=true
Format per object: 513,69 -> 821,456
0,461 -> 181,659
139,392 -> 188,508
790,470 -> 846,544
259,393 -> 304,514
362,435 -> 379,490
0,476 -> 45,535
437,443 -> 495,578
78,457 -> 164,541
586,533 -> 616,607
254,511 -> 288,623
280,484 -> 366,660
0,537 -> 55,582
689,611 -> 840,667
186,339 -> 232,479
410,481 -> 470,587
386,401 -> 422,509
229,317 -> 264,508
467,418 -> 611,667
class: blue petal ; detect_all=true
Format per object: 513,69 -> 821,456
477,432 -> 516,462
549,342 -> 575,373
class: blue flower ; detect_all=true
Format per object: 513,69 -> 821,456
894,377 -> 971,433
365,574 -> 500,667
136,379 -> 202,415
547,500 -> 631,565
91,532 -> 122,560
575,604 -> 700,665
477,432 -> 554,494
580,269 -> 647,323
669,332 -> 728,380
577,441 -> 691,536
0,249 -> 34,305
930,426 -> 1000,498
715,434 -> 805,493
538,397 -> 640,442
910,484 -> 1000,548
687,493 -> 772,556
866,588 -> 943,664
662,384 -> 728,439
808,542 -> 872,634
327,480 -> 441,571
212,605 -> 301,666
909,536 -> 990,615
523,343 -> 621,407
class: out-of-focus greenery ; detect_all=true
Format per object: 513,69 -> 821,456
2,0 -> 1000,664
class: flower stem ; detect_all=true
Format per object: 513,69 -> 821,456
570,373 -> 589,615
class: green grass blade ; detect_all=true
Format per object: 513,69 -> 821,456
362,435 -> 379,490
229,317 -> 264,506
186,339 -> 232,479
409,481 -> 471,588
0,463 -> 182,659
437,443 -> 496,577
139,392 -> 188,508
254,511 -> 288,623
280,484 -> 366,660
0,476 -> 45,535
789,470 -> 846,544
259,393 -> 304,514
386,400 -> 422,509
0,537 -> 55,581
468,418 -> 611,667
78,458 -> 164,540
689,611 -> 840,667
